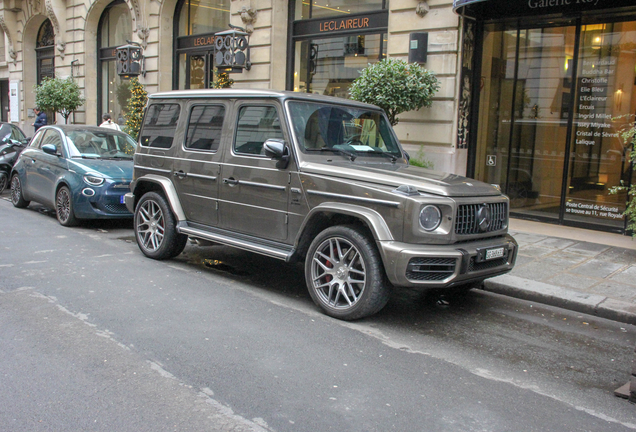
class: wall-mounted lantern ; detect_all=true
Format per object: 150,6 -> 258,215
116,42 -> 145,79
214,25 -> 251,74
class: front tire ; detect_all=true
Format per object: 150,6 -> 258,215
56,186 -> 78,227
305,225 -> 390,320
10,174 -> 30,208
134,192 -> 187,260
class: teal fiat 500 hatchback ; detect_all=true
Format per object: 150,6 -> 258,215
10,125 -> 136,226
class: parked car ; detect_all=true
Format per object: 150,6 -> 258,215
10,125 -> 136,226
0,122 -> 29,193
125,89 -> 517,320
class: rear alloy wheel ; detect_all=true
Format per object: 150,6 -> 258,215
305,225 -> 390,320
10,174 -> 30,208
56,186 -> 78,227
134,192 -> 187,260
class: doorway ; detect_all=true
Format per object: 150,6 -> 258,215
475,19 -> 636,232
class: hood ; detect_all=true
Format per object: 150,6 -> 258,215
68,158 -> 134,180
299,161 -> 501,197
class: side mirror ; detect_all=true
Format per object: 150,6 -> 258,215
42,144 -> 60,156
404,151 -> 410,162
263,139 -> 290,169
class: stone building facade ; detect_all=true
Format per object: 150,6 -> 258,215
0,0 -> 466,174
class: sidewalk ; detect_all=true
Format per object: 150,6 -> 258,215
484,219 -> 636,325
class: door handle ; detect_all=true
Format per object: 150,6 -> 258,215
223,178 -> 239,186
174,170 -> 187,179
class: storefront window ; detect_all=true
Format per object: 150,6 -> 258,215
290,1 -> 388,97
36,20 -> 55,86
178,0 -> 229,37
98,1 -> 132,126
475,19 -> 635,232
174,0 -> 230,89
295,0 -> 386,20
564,21 -> 635,229
293,34 -> 385,97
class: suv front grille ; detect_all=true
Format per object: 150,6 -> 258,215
455,202 -> 507,235
406,257 -> 456,281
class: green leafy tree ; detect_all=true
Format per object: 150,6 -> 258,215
609,118 -> 636,236
349,58 -> 440,126
34,76 -> 85,124
123,78 -> 148,140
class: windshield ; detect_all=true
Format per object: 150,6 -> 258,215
66,130 -> 137,159
288,101 -> 402,160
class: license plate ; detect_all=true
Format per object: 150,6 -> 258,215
485,247 -> 505,260
120,195 -> 126,204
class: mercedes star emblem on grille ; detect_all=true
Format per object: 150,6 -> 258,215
476,204 -> 491,232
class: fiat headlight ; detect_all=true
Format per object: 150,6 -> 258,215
83,174 -> 105,186
419,205 -> 441,231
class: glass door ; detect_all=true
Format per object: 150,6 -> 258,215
476,19 -> 636,232
563,21 -> 635,230
476,24 -> 576,220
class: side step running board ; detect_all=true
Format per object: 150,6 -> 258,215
178,224 -> 294,261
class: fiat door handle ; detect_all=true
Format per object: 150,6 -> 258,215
174,170 -> 187,179
223,178 -> 239,186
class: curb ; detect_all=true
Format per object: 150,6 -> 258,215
483,274 -> 636,326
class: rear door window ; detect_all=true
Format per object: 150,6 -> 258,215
140,103 -> 181,148
185,105 -> 225,152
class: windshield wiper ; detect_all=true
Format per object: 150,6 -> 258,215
72,155 -> 99,159
305,146 -> 357,161
368,150 -> 398,163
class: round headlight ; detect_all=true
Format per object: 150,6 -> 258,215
419,205 -> 441,231
83,175 -> 105,186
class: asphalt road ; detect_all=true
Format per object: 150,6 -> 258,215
1,196 -> 636,432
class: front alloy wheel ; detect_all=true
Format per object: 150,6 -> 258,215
56,186 -> 78,226
134,192 -> 187,260
306,225 -> 390,320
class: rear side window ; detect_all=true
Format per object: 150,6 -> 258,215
234,105 -> 283,156
140,103 -> 181,148
185,105 -> 225,152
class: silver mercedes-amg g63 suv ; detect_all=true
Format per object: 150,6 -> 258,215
125,89 -> 516,320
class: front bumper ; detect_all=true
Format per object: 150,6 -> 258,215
73,186 -> 132,219
124,192 -> 135,213
380,234 -> 517,288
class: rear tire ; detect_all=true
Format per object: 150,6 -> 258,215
305,225 -> 390,320
134,191 -> 187,260
10,174 -> 30,208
